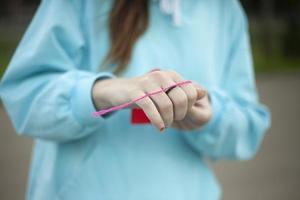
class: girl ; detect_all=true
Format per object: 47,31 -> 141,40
0,0 -> 270,199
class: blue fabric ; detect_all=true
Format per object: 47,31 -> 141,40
0,0 -> 271,199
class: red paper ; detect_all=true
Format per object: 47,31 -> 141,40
131,108 -> 150,124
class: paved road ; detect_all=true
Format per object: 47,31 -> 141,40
214,72 -> 300,199
0,72 -> 299,200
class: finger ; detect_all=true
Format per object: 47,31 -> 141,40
187,97 -> 212,126
167,86 -> 188,121
171,121 -> 186,130
193,82 -> 207,100
171,122 -> 181,129
146,70 -> 189,125
166,70 -> 197,111
173,120 -> 194,131
143,83 -> 174,128
180,117 -> 197,130
182,116 -> 201,130
133,91 -> 165,132
194,94 -> 211,108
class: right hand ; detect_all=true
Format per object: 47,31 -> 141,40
92,70 -> 205,132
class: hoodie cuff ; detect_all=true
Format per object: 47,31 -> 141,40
72,72 -> 116,126
198,86 -> 226,134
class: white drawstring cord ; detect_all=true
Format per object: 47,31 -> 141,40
158,0 -> 182,26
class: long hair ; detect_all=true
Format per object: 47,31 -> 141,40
103,0 -> 150,75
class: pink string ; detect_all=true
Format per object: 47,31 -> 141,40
92,80 -> 192,117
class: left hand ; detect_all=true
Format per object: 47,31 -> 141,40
172,84 -> 212,131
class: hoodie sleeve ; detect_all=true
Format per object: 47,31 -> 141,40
0,0 -> 115,142
182,0 -> 271,160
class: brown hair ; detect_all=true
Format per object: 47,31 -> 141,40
103,0 -> 150,75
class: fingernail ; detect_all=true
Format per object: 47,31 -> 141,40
160,127 -> 165,132
197,90 -> 205,99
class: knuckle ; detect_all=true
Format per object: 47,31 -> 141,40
139,76 -> 151,86
150,71 -> 165,80
167,70 -> 180,78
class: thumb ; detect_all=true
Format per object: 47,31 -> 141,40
197,88 -> 207,100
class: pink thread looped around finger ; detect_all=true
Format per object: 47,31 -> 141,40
92,80 -> 192,117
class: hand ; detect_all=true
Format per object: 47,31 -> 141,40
171,86 -> 212,131
92,70 -> 202,132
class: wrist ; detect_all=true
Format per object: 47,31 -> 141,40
92,78 -> 114,110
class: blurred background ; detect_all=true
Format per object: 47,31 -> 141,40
0,0 -> 299,199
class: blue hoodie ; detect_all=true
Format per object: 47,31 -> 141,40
0,0 -> 270,199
